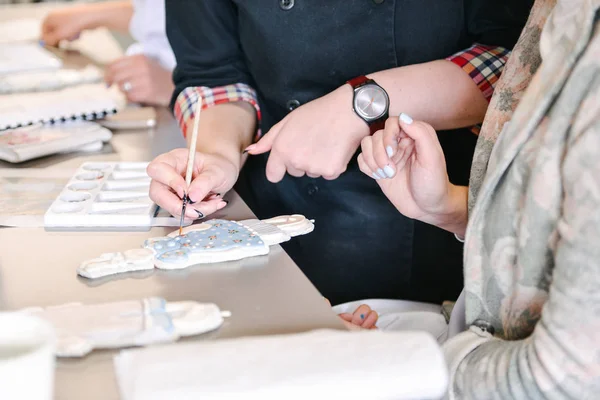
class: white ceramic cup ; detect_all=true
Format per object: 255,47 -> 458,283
0,313 -> 56,400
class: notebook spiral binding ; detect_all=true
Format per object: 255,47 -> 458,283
0,83 -> 125,131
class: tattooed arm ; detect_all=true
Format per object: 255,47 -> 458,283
467,0 -> 557,213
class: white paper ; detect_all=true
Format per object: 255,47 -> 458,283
0,43 -> 61,75
0,18 -> 41,44
0,168 -> 71,227
0,65 -> 103,95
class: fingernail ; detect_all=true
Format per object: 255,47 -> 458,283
399,113 -> 413,124
222,200 -> 229,205
386,145 -> 394,158
38,39 -> 45,47
372,172 -> 380,180
383,165 -> 395,178
360,314 -> 365,320
195,210 -> 204,219
377,168 -> 386,179
244,144 -> 256,153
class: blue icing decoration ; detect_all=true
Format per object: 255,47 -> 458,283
145,237 -> 180,253
157,248 -> 190,263
148,220 -> 265,264
151,314 -> 175,333
179,220 -> 265,253
145,297 -> 167,314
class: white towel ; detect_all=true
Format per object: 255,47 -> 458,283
114,329 -> 448,400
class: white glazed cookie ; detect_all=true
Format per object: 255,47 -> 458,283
77,248 -> 154,279
77,215 -> 315,279
146,219 -> 270,270
21,297 -> 230,357
261,214 -> 315,237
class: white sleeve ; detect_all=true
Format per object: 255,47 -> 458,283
127,0 -> 176,71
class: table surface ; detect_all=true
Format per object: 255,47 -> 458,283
0,5 -> 344,400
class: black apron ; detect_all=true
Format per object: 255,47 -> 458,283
167,0 -> 533,304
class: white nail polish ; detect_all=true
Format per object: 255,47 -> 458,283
386,145 -> 394,158
372,172 -> 380,180
383,165 -> 395,178
377,168 -> 386,179
399,113 -> 413,124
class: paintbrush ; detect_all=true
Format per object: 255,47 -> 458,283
179,98 -> 202,235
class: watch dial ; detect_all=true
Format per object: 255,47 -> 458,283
354,85 -> 388,120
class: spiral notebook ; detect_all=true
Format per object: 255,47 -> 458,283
0,83 -> 126,131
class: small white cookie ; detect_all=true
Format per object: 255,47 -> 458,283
78,248 -> 154,279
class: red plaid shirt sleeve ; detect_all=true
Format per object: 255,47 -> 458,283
174,83 -> 262,139
447,44 -> 511,102
447,44 -> 511,134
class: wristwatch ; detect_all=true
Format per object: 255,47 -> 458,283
347,75 -> 390,134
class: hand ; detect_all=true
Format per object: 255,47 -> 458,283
41,7 -> 94,46
245,85 -> 369,182
105,55 -> 175,106
338,304 -> 379,331
358,114 -> 467,234
147,149 -> 237,220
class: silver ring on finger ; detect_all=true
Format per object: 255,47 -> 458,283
122,81 -> 133,92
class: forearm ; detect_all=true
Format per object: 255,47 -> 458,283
418,184 -> 468,238
184,102 -> 256,171
76,1 -> 133,33
370,60 -> 488,130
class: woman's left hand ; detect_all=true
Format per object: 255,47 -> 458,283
358,114 -> 468,235
338,304 -> 379,331
245,85 -> 369,181
105,54 -> 174,107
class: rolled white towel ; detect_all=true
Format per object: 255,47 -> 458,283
114,329 -> 448,400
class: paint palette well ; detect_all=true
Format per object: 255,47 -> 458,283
44,162 -> 157,228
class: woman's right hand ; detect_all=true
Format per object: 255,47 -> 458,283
147,149 -> 238,220
358,114 -> 467,235
41,8 -> 94,46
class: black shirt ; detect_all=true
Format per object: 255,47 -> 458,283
166,0 -> 533,305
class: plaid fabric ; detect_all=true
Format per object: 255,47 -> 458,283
175,45 -> 508,139
174,83 -> 261,139
447,44 -> 511,102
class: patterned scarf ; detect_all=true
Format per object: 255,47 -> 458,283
467,0 -> 558,214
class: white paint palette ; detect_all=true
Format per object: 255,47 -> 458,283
44,162 -> 157,228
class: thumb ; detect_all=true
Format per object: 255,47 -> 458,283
42,26 -> 78,47
41,28 -> 61,47
397,113 -> 443,166
245,122 -> 283,155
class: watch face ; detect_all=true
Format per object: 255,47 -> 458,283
353,84 -> 389,121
